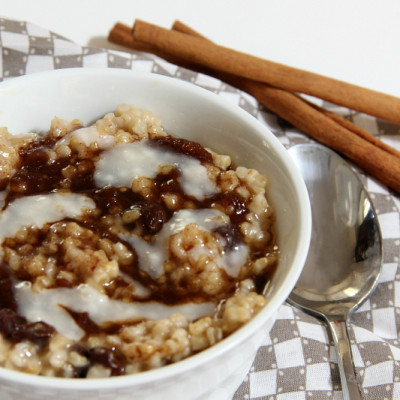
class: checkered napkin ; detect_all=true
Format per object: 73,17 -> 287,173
1,17 -> 400,400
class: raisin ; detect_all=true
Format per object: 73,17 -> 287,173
0,263 -> 17,311
19,146 -> 49,167
89,347 -> 125,376
14,321 -> 55,344
213,224 -> 243,250
221,192 -> 248,224
0,309 -> 26,340
94,187 -> 141,215
19,135 -> 57,166
0,309 -> 55,345
155,168 -> 181,194
9,158 -> 69,195
153,136 -> 213,163
140,202 -> 167,234
70,343 -> 90,358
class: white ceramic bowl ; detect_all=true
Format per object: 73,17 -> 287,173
0,68 -> 311,400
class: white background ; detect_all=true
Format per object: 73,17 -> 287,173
2,0 -> 400,97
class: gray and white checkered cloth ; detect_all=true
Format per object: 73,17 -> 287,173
1,17 -> 400,400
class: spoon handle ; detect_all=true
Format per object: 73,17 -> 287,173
327,318 -> 363,400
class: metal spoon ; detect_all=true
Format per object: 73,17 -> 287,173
287,143 -> 382,400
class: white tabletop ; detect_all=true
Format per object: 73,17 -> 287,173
2,0 -> 400,97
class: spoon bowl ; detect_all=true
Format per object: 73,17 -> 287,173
288,143 -> 382,399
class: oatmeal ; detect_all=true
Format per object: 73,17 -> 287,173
0,104 -> 279,378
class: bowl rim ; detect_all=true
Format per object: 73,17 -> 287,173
0,68 -> 312,390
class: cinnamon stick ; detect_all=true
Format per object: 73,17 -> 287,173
108,22 -> 146,51
231,77 -> 400,193
172,20 -> 205,38
171,20 -> 400,160
309,104 -> 400,159
132,19 -> 400,126
110,21 -> 400,156
195,70 -> 400,192
108,21 -> 400,192
108,22 -> 202,70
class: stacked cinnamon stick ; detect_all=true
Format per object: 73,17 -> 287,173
108,20 -> 400,193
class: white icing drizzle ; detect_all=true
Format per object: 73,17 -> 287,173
218,243 -> 249,278
122,209 -> 226,279
14,282 -> 216,341
121,208 -> 248,279
58,126 -> 115,150
94,139 -> 218,200
117,272 -> 152,299
0,193 -> 96,246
